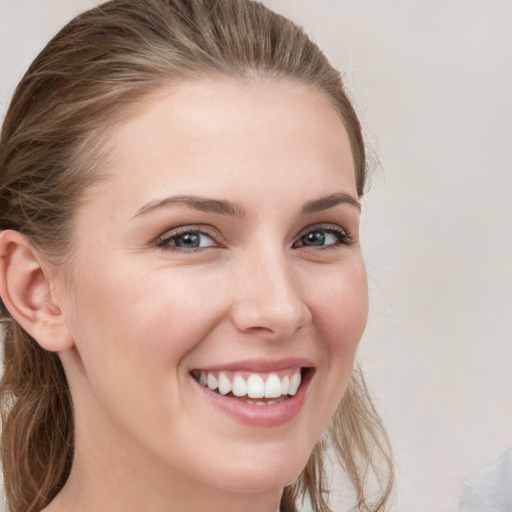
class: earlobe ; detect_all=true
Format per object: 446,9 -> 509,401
0,230 -> 74,352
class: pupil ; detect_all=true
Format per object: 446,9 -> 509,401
303,231 -> 324,246
176,233 -> 200,248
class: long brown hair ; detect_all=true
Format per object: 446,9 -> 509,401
0,1 -> 393,511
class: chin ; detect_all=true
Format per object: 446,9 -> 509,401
204,441 -> 312,493
215,467 -> 303,494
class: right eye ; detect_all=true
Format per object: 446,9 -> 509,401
157,228 -> 218,251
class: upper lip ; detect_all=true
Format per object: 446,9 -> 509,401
191,357 -> 314,373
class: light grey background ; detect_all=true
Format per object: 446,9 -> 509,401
1,1 -> 511,511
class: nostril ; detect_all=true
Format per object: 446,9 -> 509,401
231,301 -> 312,339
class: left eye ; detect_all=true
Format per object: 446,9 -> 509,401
294,228 -> 348,248
158,230 -> 216,250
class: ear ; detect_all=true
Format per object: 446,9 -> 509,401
0,230 -> 74,352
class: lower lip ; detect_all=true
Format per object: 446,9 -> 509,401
193,370 -> 313,428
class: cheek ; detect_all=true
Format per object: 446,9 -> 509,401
309,259 -> 368,353
62,264 -> 230,446
306,260 -> 368,412
64,261 -> 228,392
273,258 -> 367,452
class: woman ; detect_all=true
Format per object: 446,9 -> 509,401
0,1 -> 393,511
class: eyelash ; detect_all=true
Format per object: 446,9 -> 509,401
155,226 -> 219,252
293,225 -> 352,249
155,224 -> 352,252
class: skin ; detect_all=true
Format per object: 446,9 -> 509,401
1,79 -> 368,512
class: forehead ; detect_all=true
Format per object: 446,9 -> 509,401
85,79 -> 356,217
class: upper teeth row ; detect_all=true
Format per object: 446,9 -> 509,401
198,371 -> 302,398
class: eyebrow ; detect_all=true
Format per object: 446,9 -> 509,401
133,191 -> 360,219
133,195 -> 246,218
300,192 -> 361,214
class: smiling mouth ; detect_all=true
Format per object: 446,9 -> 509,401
190,368 -> 311,406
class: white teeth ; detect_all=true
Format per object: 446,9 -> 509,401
265,374 -> 282,398
232,375 -> 247,397
280,375 -> 290,396
218,372 -> 232,395
247,374 -> 265,398
288,371 -> 301,396
197,369 -> 304,399
207,374 -> 218,390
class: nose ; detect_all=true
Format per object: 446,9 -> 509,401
229,249 -> 312,340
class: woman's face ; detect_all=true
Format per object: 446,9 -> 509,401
57,79 -> 368,495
